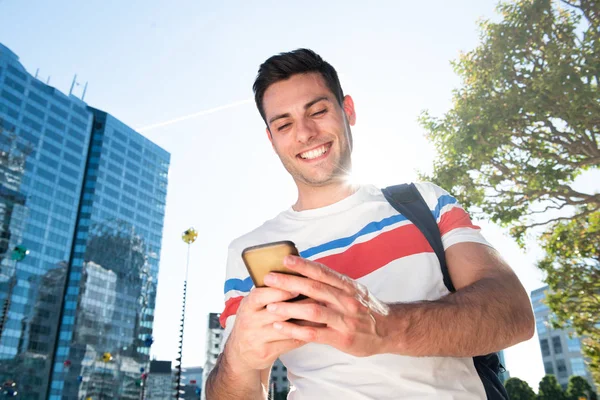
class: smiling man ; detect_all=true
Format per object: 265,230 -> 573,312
205,49 -> 534,400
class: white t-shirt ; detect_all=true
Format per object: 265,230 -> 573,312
220,183 -> 491,399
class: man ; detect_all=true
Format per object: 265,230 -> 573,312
206,49 -> 534,399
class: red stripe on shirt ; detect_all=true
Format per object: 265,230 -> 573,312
313,223 -> 433,280
438,206 -> 479,236
220,296 -> 243,328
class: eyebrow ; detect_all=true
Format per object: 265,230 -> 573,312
268,96 -> 331,125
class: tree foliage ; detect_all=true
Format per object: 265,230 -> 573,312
420,0 -> 599,384
566,375 -> 597,400
538,375 -> 567,400
506,377 -> 537,400
539,211 -> 600,384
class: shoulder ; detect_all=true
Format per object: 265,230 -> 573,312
228,211 -> 288,254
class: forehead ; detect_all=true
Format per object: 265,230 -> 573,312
262,73 -> 332,118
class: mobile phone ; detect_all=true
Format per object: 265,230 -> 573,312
241,240 -> 302,288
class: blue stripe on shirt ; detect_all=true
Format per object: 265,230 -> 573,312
223,194 -> 459,294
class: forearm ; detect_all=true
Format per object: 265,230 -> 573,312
383,272 -> 534,357
205,345 -> 266,400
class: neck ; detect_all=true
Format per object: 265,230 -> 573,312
292,179 -> 358,211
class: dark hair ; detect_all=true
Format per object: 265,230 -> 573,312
253,48 -> 345,124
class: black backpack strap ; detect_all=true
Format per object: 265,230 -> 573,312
381,183 -> 455,293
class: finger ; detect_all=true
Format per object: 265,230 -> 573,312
266,301 -> 343,329
272,320 -> 340,347
243,287 -> 299,311
264,273 -> 342,306
265,338 -> 306,356
283,256 -> 356,294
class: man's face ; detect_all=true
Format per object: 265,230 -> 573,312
262,73 -> 356,187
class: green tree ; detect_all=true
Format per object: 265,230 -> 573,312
538,375 -> 566,400
506,377 -> 537,400
566,375 -> 597,400
419,0 -> 599,383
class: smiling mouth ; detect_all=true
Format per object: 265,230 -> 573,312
298,143 -> 332,160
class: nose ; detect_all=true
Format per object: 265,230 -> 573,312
295,117 -> 318,144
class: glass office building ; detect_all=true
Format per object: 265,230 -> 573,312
0,43 -> 170,399
532,286 -> 598,391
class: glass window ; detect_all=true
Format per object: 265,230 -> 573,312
39,154 -> 59,169
110,152 -> 124,164
552,336 -> 563,354
567,336 -> 581,352
536,318 -> 547,335
68,128 -> 85,142
42,140 -> 61,155
570,357 -> 586,376
540,339 -> 550,357
47,116 -> 66,131
1,89 -> 22,106
25,103 -> 45,119
112,141 -> 126,154
7,64 -> 27,80
27,90 -> 48,107
4,76 -> 25,93
44,127 -> 64,144
37,167 -> 56,182
50,104 -> 68,119
62,152 -> 81,167
113,129 -> 127,142
23,116 -> 42,132
65,140 -> 83,154
556,359 -> 567,379
58,178 -> 76,192
60,164 -> 79,179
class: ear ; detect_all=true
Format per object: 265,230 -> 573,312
343,95 -> 356,126
265,127 -> 274,148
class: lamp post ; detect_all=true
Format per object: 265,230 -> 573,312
174,228 -> 197,398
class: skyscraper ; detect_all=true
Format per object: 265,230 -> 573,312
532,286 -> 598,391
0,43 -> 170,399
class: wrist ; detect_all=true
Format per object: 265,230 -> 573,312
222,341 -> 259,378
377,303 -> 409,355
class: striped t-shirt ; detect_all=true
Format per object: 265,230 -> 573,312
220,182 -> 491,399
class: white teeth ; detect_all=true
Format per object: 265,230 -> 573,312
300,145 -> 328,160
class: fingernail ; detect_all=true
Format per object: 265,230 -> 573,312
274,322 -> 283,330
267,304 -> 277,312
284,256 -> 296,265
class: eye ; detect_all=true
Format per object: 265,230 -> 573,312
311,109 -> 327,117
277,123 -> 291,132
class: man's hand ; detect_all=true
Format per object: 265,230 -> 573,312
262,255 -> 390,357
224,286 -> 306,373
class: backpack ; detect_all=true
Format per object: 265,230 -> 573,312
382,183 -> 508,400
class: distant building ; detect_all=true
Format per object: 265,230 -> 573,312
532,286 -> 597,390
182,366 -> 203,399
0,42 -> 170,399
146,360 -> 173,400
270,358 -> 290,394
201,313 -> 224,400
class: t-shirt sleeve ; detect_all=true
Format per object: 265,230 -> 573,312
220,242 -> 253,343
413,182 -> 492,250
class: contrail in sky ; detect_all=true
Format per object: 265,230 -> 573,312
137,98 -> 253,132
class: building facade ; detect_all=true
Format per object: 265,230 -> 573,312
532,286 -> 597,390
201,313 -> 224,400
0,43 -> 170,399
146,360 -> 173,400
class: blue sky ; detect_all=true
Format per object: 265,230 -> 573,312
1,0 -> 575,389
